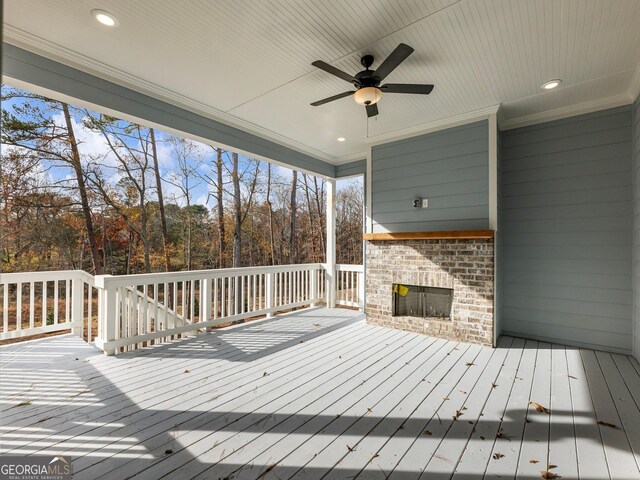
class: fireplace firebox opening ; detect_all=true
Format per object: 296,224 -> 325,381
392,284 -> 453,320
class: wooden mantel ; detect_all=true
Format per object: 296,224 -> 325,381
362,229 -> 494,241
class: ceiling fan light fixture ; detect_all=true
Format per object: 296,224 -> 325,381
354,87 -> 381,106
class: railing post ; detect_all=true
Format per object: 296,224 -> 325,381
358,269 -> 365,311
310,267 -> 318,307
94,275 -> 116,355
200,277 -> 211,332
266,272 -> 274,318
71,275 -> 84,339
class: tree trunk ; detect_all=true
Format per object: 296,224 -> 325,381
150,128 -> 171,272
266,163 -> 276,265
216,149 -> 226,268
289,170 -> 298,264
232,152 -> 242,268
61,103 -> 103,274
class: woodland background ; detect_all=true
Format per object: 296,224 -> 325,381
0,85 -> 363,276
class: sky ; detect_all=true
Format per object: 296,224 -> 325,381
1,84 -> 362,209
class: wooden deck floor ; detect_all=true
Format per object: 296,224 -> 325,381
1,307 -> 640,479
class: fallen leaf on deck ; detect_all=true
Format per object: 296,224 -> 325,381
17,401 -> 32,407
367,407 -> 373,413
462,406 -> 468,410
493,453 -> 505,460
372,453 -> 379,459
184,369 -> 190,373
547,464 -> 557,470
466,362 -> 475,366
263,371 -> 269,377
423,430 -> 433,436
165,449 -> 173,454
597,421 -> 618,429
540,471 -> 560,479
260,463 -> 278,476
313,323 -> 320,327
433,454 -> 451,463
453,410 -> 463,420
443,397 -> 450,401
530,459 -> 539,464
568,375 -> 577,379
347,445 -> 355,452
492,383 -> 498,388
468,420 -> 474,424
480,435 -> 486,440
529,402 -> 551,414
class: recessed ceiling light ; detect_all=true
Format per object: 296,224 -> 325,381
91,9 -> 119,27
337,137 -> 346,142
541,79 -> 562,90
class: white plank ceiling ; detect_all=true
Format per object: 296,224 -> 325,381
3,0 -> 640,163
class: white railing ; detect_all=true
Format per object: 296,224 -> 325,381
1,263 -> 363,354
93,264 -> 328,354
335,264 -> 364,309
0,270 -> 97,342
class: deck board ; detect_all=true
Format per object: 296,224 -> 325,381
2,307 -> 640,480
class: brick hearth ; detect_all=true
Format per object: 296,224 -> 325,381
365,238 -> 494,346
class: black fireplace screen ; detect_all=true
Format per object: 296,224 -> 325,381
392,284 -> 453,320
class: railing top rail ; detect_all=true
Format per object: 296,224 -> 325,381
335,264 -> 364,272
0,269 -> 94,285
94,263 -> 326,288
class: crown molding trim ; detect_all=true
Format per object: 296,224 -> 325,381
3,26 -> 340,165
500,93 -> 633,131
362,105 -> 500,147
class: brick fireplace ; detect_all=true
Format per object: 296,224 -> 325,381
364,232 -> 494,346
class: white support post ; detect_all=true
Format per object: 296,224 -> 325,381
265,272 -> 274,318
71,275 -> 84,339
310,267 -> 318,307
358,270 -> 365,311
326,178 -> 337,308
94,275 -> 116,355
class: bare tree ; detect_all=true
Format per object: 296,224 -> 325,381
165,137 -> 204,270
84,116 -> 155,272
1,90 -> 103,274
150,128 -> 171,272
289,170 -> 298,264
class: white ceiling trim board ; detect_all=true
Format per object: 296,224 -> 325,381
363,105 -> 500,147
500,93 -> 633,131
3,26 -> 340,165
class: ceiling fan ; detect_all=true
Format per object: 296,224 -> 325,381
310,43 -> 434,118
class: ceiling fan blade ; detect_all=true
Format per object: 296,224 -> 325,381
311,60 -> 358,84
366,103 -> 379,118
380,83 -> 434,95
310,90 -> 355,106
373,43 -> 414,82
